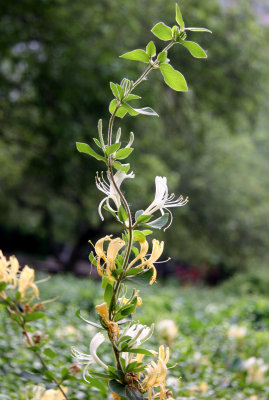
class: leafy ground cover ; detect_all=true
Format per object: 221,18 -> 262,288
1,274 -> 269,399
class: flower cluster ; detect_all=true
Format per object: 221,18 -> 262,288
0,250 -> 39,301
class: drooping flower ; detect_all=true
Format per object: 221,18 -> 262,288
0,250 -> 39,301
142,345 -> 171,400
95,170 -> 135,220
157,320 -> 178,346
143,176 -> 188,230
28,385 -> 67,400
243,357 -> 268,384
18,265 -> 39,301
227,324 -> 247,340
120,323 -> 154,349
96,302 -> 119,338
94,236 -> 125,280
71,332 -> 108,382
127,239 -> 164,284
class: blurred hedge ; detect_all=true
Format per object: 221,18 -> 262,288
0,0 -> 268,275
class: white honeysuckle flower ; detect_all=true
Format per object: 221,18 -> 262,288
243,357 -> 268,384
143,176 -> 188,230
71,332 -> 107,381
121,323 -> 154,348
95,170 -> 135,221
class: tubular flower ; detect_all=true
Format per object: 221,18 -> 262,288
142,345 -> 171,400
71,332 -> 108,382
128,239 -> 164,285
94,236 -> 125,280
120,323 -> 154,349
0,250 -> 39,301
143,176 -> 188,230
96,302 -> 119,339
95,170 -> 135,220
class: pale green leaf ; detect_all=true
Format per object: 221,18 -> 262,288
151,22 -> 172,41
76,142 -> 106,161
146,41 -> 156,57
105,143 -> 121,156
176,3 -> 185,30
125,94 -> 141,101
120,49 -> 149,63
113,161 -> 130,173
178,38 -> 207,58
157,51 -> 167,64
159,64 -> 188,92
185,27 -> 212,33
115,148 -> 134,160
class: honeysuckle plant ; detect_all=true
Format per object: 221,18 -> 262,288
73,3 -> 211,399
0,250 -> 70,399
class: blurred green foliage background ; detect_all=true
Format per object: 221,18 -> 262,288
0,0 -> 268,280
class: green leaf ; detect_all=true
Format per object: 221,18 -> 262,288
116,84 -> 124,99
105,143 -> 121,157
125,94 -> 141,101
142,230 -> 153,236
126,348 -> 155,356
104,284 -> 113,307
110,82 -> 119,98
75,309 -> 104,329
145,213 -> 169,229
91,371 -> 114,379
118,205 -> 128,223
185,27 -> 212,33
109,99 -> 128,118
103,205 -> 116,218
86,377 -> 107,395
157,51 -> 167,64
15,291 -> 21,301
120,49 -> 149,63
125,268 -> 144,276
108,380 -> 127,398
89,251 -> 97,266
135,210 -> 144,220
146,41 -> 156,57
116,148 -> 134,160
93,138 -> 102,148
125,387 -> 144,400
136,214 -> 153,224
121,298 -> 137,316
24,312 -> 46,322
178,38 -> 207,58
76,142 -> 106,162
175,3 -> 185,30
133,230 -> 146,242
113,161 -> 130,173
151,22 -> 172,41
0,282 -> 7,292
159,64 -> 188,92
127,268 -> 154,285
44,348 -> 57,359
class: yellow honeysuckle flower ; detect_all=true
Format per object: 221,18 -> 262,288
0,250 -> 39,301
19,265 -> 39,301
127,239 -> 164,285
96,302 -> 119,338
127,240 -> 149,270
41,387 -> 67,400
94,236 -> 125,280
142,345 -> 171,400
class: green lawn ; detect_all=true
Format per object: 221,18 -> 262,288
1,275 -> 269,399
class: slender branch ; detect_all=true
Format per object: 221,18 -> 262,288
22,323 -> 69,399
